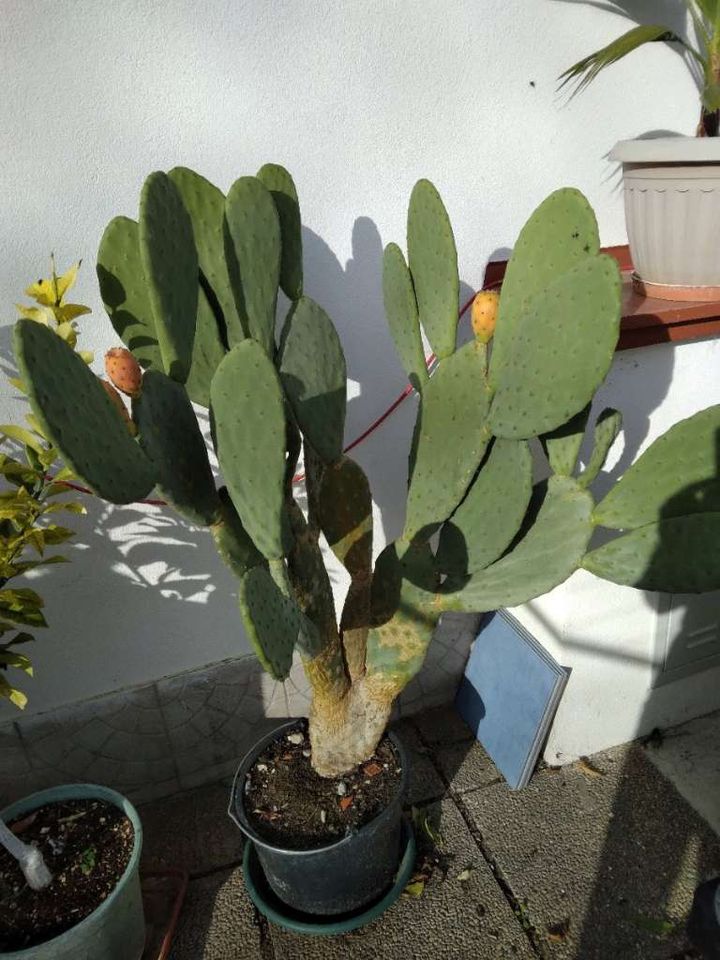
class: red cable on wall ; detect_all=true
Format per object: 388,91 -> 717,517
52,285 -> 491,505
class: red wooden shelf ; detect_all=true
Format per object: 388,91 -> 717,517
482,245 -> 720,352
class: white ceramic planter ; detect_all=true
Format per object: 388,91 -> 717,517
611,137 -> 720,294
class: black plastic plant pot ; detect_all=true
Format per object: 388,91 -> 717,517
229,719 -> 410,917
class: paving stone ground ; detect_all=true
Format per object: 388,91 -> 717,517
139,706 -> 720,960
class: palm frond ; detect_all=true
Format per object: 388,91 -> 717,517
559,24 -> 705,95
694,0 -> 719,22
684,0 -> 712,46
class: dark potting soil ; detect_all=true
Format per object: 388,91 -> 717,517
244,721 -> 402,850
0,798 -> 134,951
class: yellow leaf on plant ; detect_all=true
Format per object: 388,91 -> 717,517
8,686 -> 27,709
0,675 -> 28,710
54,260 -> 81,301
16,305 -> 51,324
25,414 -> 45,438
0,425 -> 46,454
55,322 -> 78,347
24,277 -> 56,307
55,303 -> 90,323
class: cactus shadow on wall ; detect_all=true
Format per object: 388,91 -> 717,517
581,344 -> 676,510
299,219 -> 475,546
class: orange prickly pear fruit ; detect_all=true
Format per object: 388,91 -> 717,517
100,379 -> 137,436
471,290 -> 500,344
105,347 -> 142,398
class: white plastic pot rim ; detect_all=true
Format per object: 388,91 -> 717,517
611,137 -> 720,164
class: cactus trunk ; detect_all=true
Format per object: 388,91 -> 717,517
308,673 -> 399,777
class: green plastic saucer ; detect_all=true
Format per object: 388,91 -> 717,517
242,819 -> 416,936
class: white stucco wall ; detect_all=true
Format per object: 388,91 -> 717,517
0,0 -> 707,722
511,338 -> 720,762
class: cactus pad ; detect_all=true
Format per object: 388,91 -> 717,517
238,565 -> 299,679
168,166 -> 246,346
404,341 -> 492,541
134,369 -> 220,526
407,179 -> 459,359
211,340 -> 286,560
366,544 -> 439,685
14,319 -> 155,504
97,216 -> 162,370
257,163 -> 303,301
453,476 -> 593,610
578,408 -> 622,488
593,405 -> 720,528
139,172 -> 199,383
224,176 -> 281,355
278,296 -> 347,463
383,242 -> 428,392
211,487 -> 264,580
184,286 -> 228,408
541,405 -> 590,477
489,255 -> 621,439
491,188 -> 600,381
582,514 -> 720,593
436,438 -> 532,576
100,381 -> 136,436
317,456 -> 372,573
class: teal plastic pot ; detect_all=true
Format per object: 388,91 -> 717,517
1,784 -> 145,960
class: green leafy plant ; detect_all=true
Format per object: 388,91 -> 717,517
13,167 -> 720,775
0,260 -> 88,708
79,845 -> 97,876
560,1 -> 720,136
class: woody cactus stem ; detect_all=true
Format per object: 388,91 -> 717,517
14,167 -> 720,777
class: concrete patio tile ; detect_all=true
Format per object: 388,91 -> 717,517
433,739 -> 501,794
140,781 -> 243,876
463,743 -> 720,960
268,799 -> 534,960
168,866 -> 263,960
645,709 -> 720,836
391,718 -> 446,805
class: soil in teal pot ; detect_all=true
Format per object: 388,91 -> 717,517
0,798 -> 134,951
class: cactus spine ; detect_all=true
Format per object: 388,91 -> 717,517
15,168 -> 720,776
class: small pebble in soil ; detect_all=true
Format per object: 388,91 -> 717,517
320,810 -> 327,824
336,782 -> 347,796
286,732 -> 304,745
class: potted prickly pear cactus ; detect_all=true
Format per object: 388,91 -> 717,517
12,166 -> 720,929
